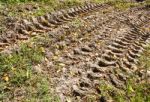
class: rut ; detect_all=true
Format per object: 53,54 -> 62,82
51,6 -> 150,102
0,3 -> 106,52
24,4 -> 150,102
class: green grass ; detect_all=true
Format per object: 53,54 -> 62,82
0,0 -> 84,18
96,77 -> 150,102
113,80 -> 150,102
0,42 -> 60,101
0,0 -> 148,19
0,0 -> 57,3
92,0 -> 149,10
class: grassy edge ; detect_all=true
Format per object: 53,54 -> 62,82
0,38 -> 60,101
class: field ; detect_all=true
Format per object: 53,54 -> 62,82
0,0 -> 150,102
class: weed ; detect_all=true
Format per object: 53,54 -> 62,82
114,80 -> 150,102
71,18 -> 82,28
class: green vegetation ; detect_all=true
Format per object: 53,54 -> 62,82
0,0 -> 84,18
114,79 -> 150,102
0,0 -> 56,3
0,42 -> 59,101
97,76 -> 150,102
0,0 -> 148,19
92,0 -> 149,10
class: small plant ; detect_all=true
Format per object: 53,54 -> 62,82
71,18 -> 82,28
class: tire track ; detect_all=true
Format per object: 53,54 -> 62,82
1,3 -> 150,102
0,3 -> 107,52
53,7 -> 150,101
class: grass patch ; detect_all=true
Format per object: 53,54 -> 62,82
113,79 -> 150,102
0,0 -> 84,18
111,1 -> 138,10
92,0 -> 148,10
0,43 -> 44,84
0,42 -> 59,101
0,0 -> 148,20
97,77 -> 150,102
140,45 -> 150,71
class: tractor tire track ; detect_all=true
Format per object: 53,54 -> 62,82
52,7 -> 150,102
0,3 -> 108,52
0,3 -> 150,102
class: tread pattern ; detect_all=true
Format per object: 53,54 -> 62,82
0,4 -> 109,51
0,3 -> 106,52
53,7 -> 150,101
0,3 -> 150,102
